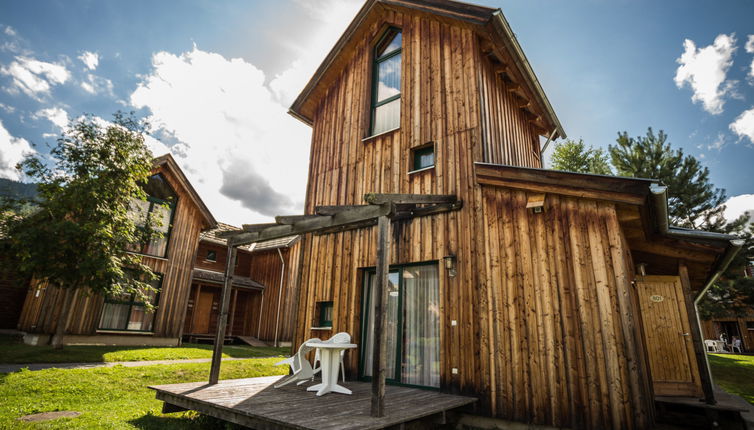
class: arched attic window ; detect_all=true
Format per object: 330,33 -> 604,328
370,28 -> 402,136
129,173 -> 177,258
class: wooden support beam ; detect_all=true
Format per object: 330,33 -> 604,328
371,215 -> 390,418
364,193 -> 457,205
209,244 -> 237,385
315,205 -> 369,215
237,223 -> 277,233
229,203 -> 392,246
274,215 -> 322,225
679,263 -> 716,405
391,201 -> 464,220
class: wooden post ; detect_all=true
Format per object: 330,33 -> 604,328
209,244 -> 237,385
371,216 -> 390,417
679,262 -> 716,404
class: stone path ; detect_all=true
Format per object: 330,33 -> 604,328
0,356 -> 260,373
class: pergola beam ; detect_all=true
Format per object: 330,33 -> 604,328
363,193 -> 457,205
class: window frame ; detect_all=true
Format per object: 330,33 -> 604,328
369,27 -> 403,137
205,250 -> 217,262
130,175 -> 177,259
98,274 -> 162,333
358,261 -> 441,390
317,301 -> 334,328
409,143 -> 435,173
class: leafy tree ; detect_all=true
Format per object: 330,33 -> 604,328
0,113 -> 161,349
609,128 -> 727,231
549,138 -> 613,175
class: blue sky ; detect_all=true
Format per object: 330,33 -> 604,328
1,0 -> 753,225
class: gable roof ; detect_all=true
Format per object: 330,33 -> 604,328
289,0 -> 565,139
153,153 -> 217,230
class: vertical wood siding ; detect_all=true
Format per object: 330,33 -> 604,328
291,7 -> 652,430
17,167 -> 204,339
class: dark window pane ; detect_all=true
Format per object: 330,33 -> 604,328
206,250 -> 217,261
143,174 -> 177,203
413,147 -> 435,171
376,54 -> 401,103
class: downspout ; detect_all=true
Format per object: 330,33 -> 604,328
256,291 -> 264,339
650,184 -> 745,400
274,248 -> 286,348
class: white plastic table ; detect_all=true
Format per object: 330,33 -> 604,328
305,341 -> 356,396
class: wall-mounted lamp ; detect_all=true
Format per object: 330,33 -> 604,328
526,193 -> 546,214
636,263 -> 647,277
443,255 -> 457,278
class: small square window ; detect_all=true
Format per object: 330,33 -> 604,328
206,250 -> 217,262
747,321 -> 754,331
411,144 -> 435,172
317,301 -> 334,328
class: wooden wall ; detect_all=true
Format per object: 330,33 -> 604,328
701,316 -> 754,351
478,52 -> 542,167
17,166 -> 205,340
182,242 -> 301,343
291,7 -> 653,429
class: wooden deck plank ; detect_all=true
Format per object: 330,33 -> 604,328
150,376 -> 476,430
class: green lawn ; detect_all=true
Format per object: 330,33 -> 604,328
0,335 -> 289,364
708,353 -> 754,405
0,358 -> 288,429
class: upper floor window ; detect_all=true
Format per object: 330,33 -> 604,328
370,28 -> 402,136
129,174 -> 177,258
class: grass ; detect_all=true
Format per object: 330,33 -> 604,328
708,353 -> 754,405
0,358 -> 288,429
0,335 -> 289,364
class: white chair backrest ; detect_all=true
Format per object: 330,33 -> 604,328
328,332 -> 351,344
294,337 -> 321,372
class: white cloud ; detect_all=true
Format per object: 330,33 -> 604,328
730,107 -> 754,145
80,73 -> 114,96
3,26 -> 17,37
78,51 -> 99,70
0,102 -> 15,114
130,47 -> 312,224
34,107 -> 69,130
746,35 -> 754,54
723,194 -> 754,222
674,34 -> 737,115
0,56 -> 70,100
0,119 -> 36,180
268,0 -> 362,106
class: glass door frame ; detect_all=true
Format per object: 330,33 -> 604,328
358,261 -> 440,390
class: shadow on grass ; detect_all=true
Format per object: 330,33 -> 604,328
129,412 -> 244,430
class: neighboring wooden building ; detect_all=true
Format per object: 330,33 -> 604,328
701,313 -> 754,352
208,1 -> 744,429
17,154 -> 217,346
182,223 -> 300,345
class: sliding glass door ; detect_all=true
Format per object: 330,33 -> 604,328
361,263 -> 440,388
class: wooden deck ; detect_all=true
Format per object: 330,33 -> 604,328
150,376 -> 477,430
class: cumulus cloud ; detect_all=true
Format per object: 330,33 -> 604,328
78,51 -> 99,70
34,107 -> 69,129
723,194 -> 754,222
674,34 -> 737,115
746,35 -> 754,79
130,47 -> 311,224
0,56 -> 70,100
0,119 -> 36,180
268,0 -> 362,106
730,107 -> 754,145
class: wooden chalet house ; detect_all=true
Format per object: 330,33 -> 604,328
182,222 -> 300,346
207,1 -> 743,429
17,154 -> 217,346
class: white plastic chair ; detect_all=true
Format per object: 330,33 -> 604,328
274,337 -> 321,388
313,332 -> 351,383
732,339 -> 743,353
704,339 -> 719,353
